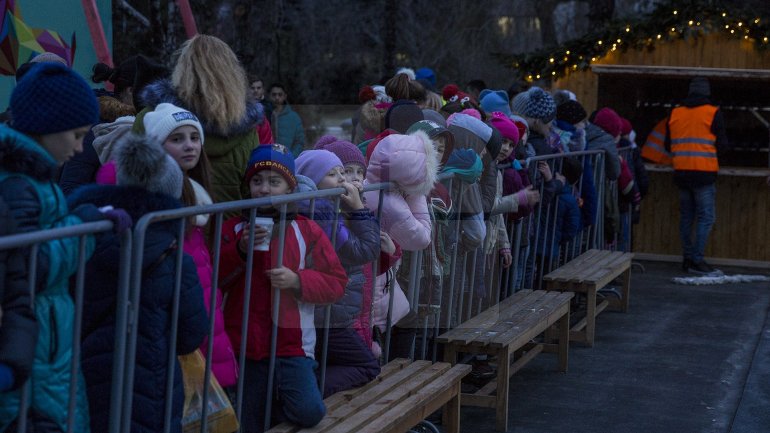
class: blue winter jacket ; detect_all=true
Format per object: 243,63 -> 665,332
67,184 -> 207,433
0,125 -> 104,433
537,183 -> 582,259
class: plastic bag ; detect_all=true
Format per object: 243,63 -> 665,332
179,350 -> 239,433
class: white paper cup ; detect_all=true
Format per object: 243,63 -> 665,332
252,217 -> 274,251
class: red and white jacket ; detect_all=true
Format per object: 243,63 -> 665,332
218,214 -> 347,361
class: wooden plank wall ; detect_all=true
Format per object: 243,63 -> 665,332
553,33 -> 770,113
633,171 -> 770,261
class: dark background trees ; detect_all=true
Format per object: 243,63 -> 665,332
112,0 -> 768,104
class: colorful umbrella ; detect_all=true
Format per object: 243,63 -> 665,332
0,0 -> 75,76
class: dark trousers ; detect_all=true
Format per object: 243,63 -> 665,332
241,356 -> 326,433
316,327 -> 381,397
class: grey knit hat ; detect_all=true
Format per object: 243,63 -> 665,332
522,87 -> 556,123
510,90 -> 531,116
115,132 -> 184,199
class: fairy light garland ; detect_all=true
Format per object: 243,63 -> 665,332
499,1 -> 770,83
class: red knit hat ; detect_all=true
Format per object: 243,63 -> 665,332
592,107 -> 623,138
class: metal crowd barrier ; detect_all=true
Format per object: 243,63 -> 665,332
1,145 -> 623,433
0,220 -> 130,433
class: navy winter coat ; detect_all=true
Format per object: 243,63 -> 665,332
295,177 -> 380,328
68,184 -> 207,433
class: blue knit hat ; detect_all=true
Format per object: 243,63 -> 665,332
479,89 -> 512,117
9,63 -> 99,135
522,87 -> 556,123
415,67 -> 436,87
244,144 -> 297,189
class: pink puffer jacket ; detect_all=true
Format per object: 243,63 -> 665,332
185,225 -> 238,387
184,180 -> 238,387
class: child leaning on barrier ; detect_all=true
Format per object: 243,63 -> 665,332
148,103 -> 239,388
363,131 -> 439,360
294,144 -> 381,397
69,131 -> 207,433
217,144 -> 347,432
535,157 -> 583,273
0,62 -> 132,432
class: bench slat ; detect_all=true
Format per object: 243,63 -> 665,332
436,290 -> 533,344
322,362 -> 452,433
489,292 -> 573,348
578,252 -> 634,287
299,361 -> 435,432
466,291 -> 554,348
358,364 -> 471,433
543,249 -> 604,280
267,359 -> 414,433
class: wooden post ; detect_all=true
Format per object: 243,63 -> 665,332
80,0 -> 112,66
176,0 -> 198,38
495,347 -> 510,432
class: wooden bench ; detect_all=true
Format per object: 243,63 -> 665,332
542,249 -> 634,347
267,359 -> 471,433
436,289 -> 574,432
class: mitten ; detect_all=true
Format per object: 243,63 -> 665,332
98,206 -> 133,233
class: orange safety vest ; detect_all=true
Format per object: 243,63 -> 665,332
668,105 -> 719,172
641,118 -> 672,165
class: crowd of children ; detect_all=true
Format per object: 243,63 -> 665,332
0,34 -> 649,433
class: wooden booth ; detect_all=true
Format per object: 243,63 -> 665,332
554,33 -> 770,265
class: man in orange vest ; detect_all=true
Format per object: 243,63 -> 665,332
665,76 -> 728,275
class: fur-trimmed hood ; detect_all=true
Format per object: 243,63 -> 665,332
365,130 -> 439,197
0,124 -> 57,181
138,79 -> 264,137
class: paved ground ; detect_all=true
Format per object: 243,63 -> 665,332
451,261 -> 770,433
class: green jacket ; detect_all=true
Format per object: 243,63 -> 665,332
136,79 -> 264,208
0,125 -> 97,432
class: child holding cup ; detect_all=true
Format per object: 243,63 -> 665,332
218,144 -> 347,432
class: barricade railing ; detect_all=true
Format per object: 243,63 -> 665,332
496,149 -> 605,292
0,145 -> 618,432
0,220 -> 130,433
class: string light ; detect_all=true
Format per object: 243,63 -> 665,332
511,4 -> 769,82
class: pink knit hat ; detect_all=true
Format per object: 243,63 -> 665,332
488,112 -> 520,144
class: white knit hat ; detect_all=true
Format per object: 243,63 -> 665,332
143,103 -> 205,145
